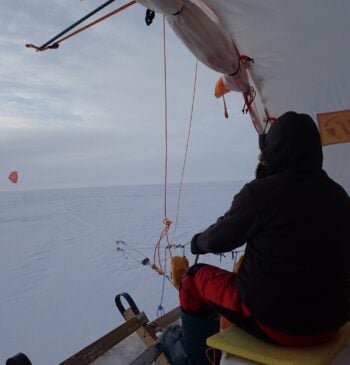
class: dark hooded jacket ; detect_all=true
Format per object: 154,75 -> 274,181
192,111 -> 350,334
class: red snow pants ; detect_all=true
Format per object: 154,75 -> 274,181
179,264 -> 337,346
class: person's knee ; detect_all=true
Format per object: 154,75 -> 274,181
186,263 -> 209,277
179,263 -> 209,295
179,264 -> 214,315
179,264 -> 209,303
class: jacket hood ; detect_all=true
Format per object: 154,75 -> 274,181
262,111 -> 323,174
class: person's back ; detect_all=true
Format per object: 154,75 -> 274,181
239,111 -> 350,335
240,167 -> 350,334
161,111 -> 350,365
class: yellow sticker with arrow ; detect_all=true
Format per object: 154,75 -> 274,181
317,110 -> 350,146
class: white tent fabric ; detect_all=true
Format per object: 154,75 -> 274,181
137,0 -> 249,90
137,0 -> 350,193
204,0 -> 350,192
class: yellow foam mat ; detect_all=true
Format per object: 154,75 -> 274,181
207,323 -> 350,365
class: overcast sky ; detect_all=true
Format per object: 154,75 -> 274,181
0,0 -> 259,191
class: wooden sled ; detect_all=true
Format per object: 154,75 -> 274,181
58,292 -> 180,365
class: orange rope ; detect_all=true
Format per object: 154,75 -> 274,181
171,60 -> 198,244
153,218 -> 172,273
153,16 -> 176,272
242,86 -> 256,115
163,15 -> 169,226
152,16 -> 173,274
26,1 -> 136,51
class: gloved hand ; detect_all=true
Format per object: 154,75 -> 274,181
191,233 -> 202,254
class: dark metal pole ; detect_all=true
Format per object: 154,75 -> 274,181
38,0 -> 116,50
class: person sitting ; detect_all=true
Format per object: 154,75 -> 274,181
162,111 -> 350,365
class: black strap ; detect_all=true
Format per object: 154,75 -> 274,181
115,292 -> 140,316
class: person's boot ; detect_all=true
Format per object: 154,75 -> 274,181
181,310 -> 221,365
161,324 -> 192,365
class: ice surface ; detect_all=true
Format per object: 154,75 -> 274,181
2,180 -> 348,365
0,181 -> 244,364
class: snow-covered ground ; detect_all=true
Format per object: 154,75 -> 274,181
0,181 -> 244,364
2,181 -> 349,365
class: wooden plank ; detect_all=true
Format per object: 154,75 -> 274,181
59,317 -> 141,365
124,310 -> 157,345
123,309 -> 170,365
130,342 -> 163,365
59,305 -> 180,365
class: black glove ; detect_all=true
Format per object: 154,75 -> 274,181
191,233 -> 202,255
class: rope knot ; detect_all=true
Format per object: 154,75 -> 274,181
151,263 -> 165,276
163,218 -> 172,229
242,86 -> 256,114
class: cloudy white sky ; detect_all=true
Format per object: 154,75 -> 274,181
1,0 -> 259,191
